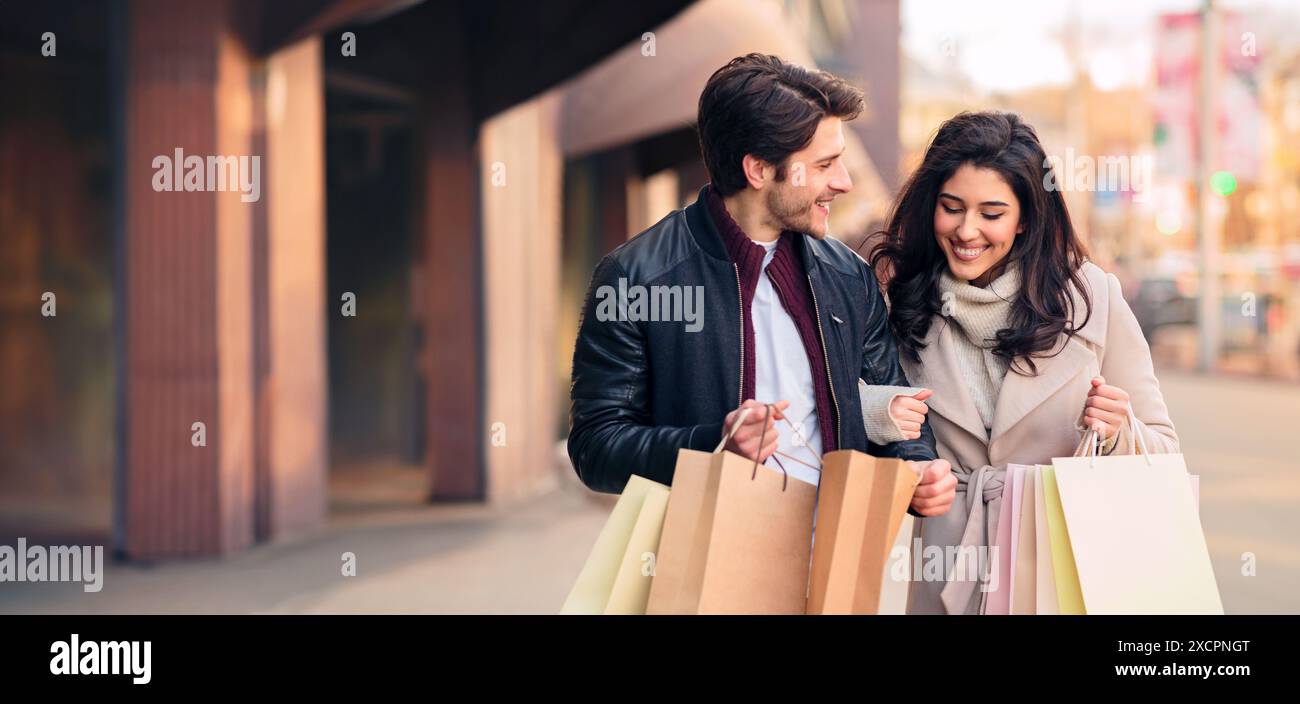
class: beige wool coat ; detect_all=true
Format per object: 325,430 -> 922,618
899,261 -> 1180,614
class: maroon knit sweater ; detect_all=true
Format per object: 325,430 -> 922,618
705,186 -> 838,452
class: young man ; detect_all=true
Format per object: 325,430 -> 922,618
567,53 -> 955,518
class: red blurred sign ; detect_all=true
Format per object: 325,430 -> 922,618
1153,11 -> 1262,184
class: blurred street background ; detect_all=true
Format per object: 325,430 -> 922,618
1,0 -> 1298,613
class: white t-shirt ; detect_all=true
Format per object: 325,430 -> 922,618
751,240 -> 822,487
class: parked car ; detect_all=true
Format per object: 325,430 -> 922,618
1131,277 -> 1197,342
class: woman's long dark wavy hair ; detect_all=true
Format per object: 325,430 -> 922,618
869,111 -> 1092,375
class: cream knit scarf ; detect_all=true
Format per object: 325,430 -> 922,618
936,261 -> 1021,434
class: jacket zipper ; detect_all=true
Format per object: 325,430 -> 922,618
733,263 -> 744,408
807,274 -> 841,445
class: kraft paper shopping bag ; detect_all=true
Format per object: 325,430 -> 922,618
646,407 -> 818,615
561,474 -> 671,614
808,450 -> 920,614
643,448 -> 713,614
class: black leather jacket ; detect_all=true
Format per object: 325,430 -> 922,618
568,186 -> 937,493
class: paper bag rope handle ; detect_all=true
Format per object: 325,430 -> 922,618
713,403 -> 823,491
1076,401 -> 1152,467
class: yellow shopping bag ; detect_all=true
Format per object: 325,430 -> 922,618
1040,467 -> 1085,615
560,474 -> 670,615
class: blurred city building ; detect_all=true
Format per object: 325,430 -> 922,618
0,0 -> 902,562
0,0 -> 698,560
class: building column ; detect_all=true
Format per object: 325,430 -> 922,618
120,0 -> 256,558
480,94 -> 564,505
415,5 -> 484,501
261,36 -> 328,539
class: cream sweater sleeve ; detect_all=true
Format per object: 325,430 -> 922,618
858,380 -> 927,444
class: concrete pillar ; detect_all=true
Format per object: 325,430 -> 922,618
262,36 -> 328,539
480,93 -> 564,504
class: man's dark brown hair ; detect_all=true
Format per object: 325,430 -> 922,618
697,53 -> 865,197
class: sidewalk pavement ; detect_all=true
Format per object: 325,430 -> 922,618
0,460 -> 614,615
3,368 -> 1295,614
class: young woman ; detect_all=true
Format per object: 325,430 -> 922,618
867,111 -> 1180,614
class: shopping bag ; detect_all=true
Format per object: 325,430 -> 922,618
983,464 -> 1030,615
645,406 -> 818,615
1010,467 -> 1038,615
1040,467 -> 1085,614
1033,467 -> 1059,614
879,512 -> 916,614
807,450 -> 920,614
561,474 -> 671,614
1050,412 -> 1222,614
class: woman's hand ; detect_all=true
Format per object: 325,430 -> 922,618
908,458 -> 956,516
889,389 -> 932,440
1083,376 -> 1130,439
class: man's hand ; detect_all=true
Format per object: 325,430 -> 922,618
888,389 -> 932,441
908,458 -> 956,516
723,399 -> 788,462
